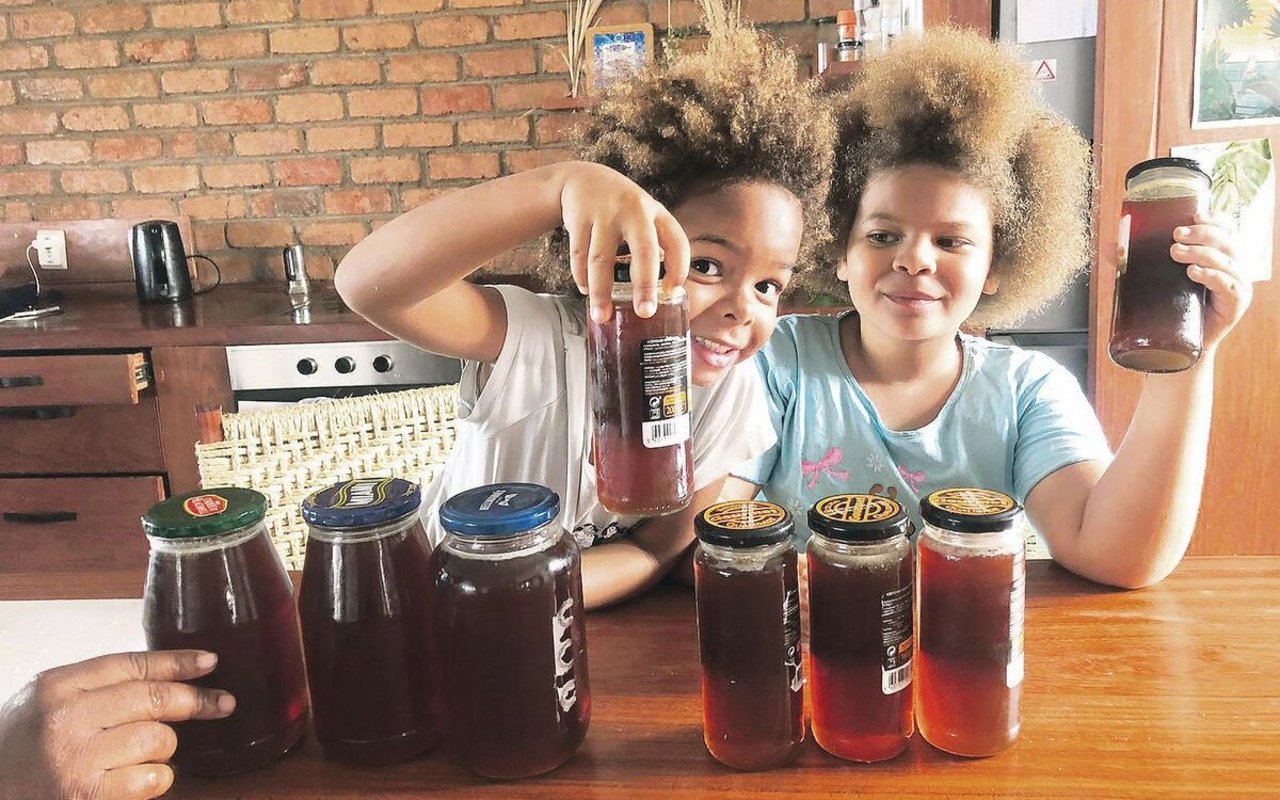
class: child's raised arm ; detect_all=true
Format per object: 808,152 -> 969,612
334,161 -> 691,363
1029,212 -> 1254,588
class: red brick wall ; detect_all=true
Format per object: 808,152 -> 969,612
0,1 -> 848,283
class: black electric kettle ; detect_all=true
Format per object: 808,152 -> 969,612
131,220 -> 193,303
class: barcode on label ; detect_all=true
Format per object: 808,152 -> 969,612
882,661 -> 912,695
641,415 -> 689,449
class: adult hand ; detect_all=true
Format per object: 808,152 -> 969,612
559,161 -> 691,324
0,651 -> 234,800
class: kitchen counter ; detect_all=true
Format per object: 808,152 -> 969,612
0,283 -> 387,351
2,557 -> 1277,798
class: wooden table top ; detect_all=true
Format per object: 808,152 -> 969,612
2,557 -> 1277,799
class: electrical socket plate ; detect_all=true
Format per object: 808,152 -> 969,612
33,229 -> 67,270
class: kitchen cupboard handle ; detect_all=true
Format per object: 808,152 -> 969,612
0,406 -> 76,420
3,511 -> 78,524
0,375 -> 44,389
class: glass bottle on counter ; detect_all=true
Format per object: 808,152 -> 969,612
298,477 -> 440,765
431,483 -> 590,779
141,488 -> 309,777
1109,157 -> 1212,373
807,493 -> 914,762
694,500 -> 804,771
587,252 -> 693,516
916,487 -> 1025,758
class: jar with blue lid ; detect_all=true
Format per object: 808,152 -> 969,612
297,477 -> 440,765
430,482 -> 591,779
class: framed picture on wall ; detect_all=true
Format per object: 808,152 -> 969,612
585,23 -> 655,93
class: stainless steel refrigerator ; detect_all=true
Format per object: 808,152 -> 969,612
988,1 -> 1097,393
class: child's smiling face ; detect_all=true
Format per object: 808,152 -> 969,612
840,164 -> 1000,343
673,181 -> 804,387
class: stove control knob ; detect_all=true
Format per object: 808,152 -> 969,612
373,355 -> 394,373
335,356 -> 357,375
296,358 -> 318,376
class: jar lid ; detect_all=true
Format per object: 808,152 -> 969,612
612,247 -> 666,283
302,477 -> 421,529
439,483 -> 561,537
920,487 -> 1022,533
142,487 -> 267,539
1125,157 -> 1210,185
695,500 -> 794,547
836,9 -> 858,26
808,493 -> 910,542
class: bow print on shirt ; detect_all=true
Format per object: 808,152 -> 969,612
801,447 -> 849,490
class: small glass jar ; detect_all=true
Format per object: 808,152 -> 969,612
141,488 -> 309,777
807,494 -> 914,763
694,500 -> 804,771
1110,156 -> 1211,373
916,488 -> 1026,758
431,483 -> 591,779
587,253 -> 693,516
298,477 -> 440,765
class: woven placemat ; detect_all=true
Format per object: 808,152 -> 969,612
195,386 -> 458,569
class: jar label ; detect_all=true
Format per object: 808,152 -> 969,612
1008,550 -> 1026,688
638,334 -> 691,449
702,500 -> 787,530
182,494 -> 228,518
552,595 -> 581,714
814,493 -> 902,523
331,477 -> 395,508
880,582 -> 913,695
783,585 -> 803,692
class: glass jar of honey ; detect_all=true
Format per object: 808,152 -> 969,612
431,483 -> 590,778
141,488 -> 309,776
298,477 -> 440,765
807,493 -> 913,762
1109,157 -> 1212,373
916,488 -> 1025,758
694,500 -> 804,771
587,253 -> 693,515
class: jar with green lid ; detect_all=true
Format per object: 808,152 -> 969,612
141,487 -> 309,776
916,487 -> 1025,757
694,500 -> 804,771
807,493 -> 914,762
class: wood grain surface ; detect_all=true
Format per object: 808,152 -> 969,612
1,558 -> 1275,798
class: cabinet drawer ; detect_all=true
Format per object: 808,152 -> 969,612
0,477 -> 163,573
0,398 -> 164,474
0,353 -> 150,407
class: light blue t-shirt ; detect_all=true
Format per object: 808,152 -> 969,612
734,313 -> 1113,545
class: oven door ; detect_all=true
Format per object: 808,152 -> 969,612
226,341 -> 462,412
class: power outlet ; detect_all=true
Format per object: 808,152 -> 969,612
33,229 -> 68,270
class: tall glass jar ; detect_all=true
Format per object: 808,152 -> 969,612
298,477 -> 440,765
807,493 -> 914,762
431,483 -> 590,778
587,253 -> 693,515
1109,156 -> 1212,373
141,488 -> 309,776
694,500 -> 804,771
916,488 -> 1025,757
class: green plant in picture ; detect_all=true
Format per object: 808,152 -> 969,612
1203,0 -> 1252,30
1199,35 -> 1238,122
1209,138 -> 1273,216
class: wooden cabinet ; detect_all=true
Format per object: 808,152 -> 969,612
0,346 -> 232,574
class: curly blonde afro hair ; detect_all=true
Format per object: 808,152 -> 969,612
541,26 -> 836,289
816,27 -> 1093,327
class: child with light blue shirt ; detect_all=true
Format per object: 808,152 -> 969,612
728,28 -> 1254,590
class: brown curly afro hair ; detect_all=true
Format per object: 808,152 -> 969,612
540,25 -> 836,290
814,27 -> 1093,328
